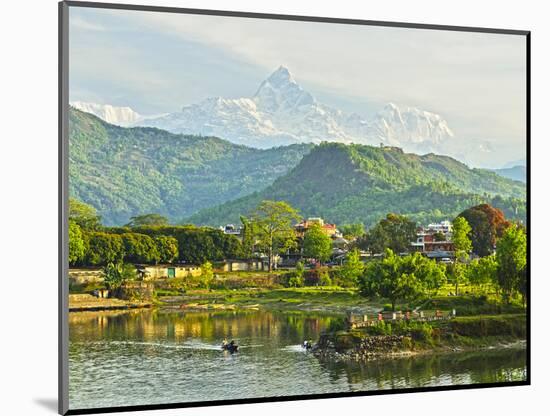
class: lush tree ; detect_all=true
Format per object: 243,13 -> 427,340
358,213 -> 416,254
401,253 -> 446,296
296,261 -> 305,278
86,232 -> 124,266
466,255 -> 497,291
496,225 -> 527,304
240,215 -> 258,258
125,214 -> 169,228
69,198 -> 101,230
359,249 -> 422,310
303,224 -> 332,263
452,216 -> 472,254
447,261 -> 468,296
103,262 -> 135,290
458,204 -> 510,256
338,249 -> 364,287
340,223 -> 365,240
155,236 -> 178,263
115,225 -> 242,264
433,231 -> 446,242
199,261 -> 214,289
319,270 -> 332,286
359,250 -> 445,310
68,220 -> 85,265
250,200 -> 301,271
121,233 -> 160,264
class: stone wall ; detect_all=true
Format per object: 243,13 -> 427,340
69,268 -> 104,284
114,281 -> 155,301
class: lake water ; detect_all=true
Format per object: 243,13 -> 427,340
69,309 -> 527,410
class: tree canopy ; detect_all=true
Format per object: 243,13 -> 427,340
69,198 -> 101,230
496,225 -> 527,303
357,213 -> 417,254
458,204 -> 510,256
249,200 -> 301,271
125,214 -> 170,228
303,224 -> 332,263
359,249 -> 446,310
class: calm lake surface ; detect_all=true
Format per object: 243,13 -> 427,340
69,309 -> 527,410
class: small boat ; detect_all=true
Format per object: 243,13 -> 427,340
221,341 -> 239,353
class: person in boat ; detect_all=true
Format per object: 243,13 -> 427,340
227,340 -> 238,352
221,338 -> 228,349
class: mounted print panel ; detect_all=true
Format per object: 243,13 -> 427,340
59,1 -> 529,414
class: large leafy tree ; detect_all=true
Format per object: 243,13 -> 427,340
240,215 -> 258,258
458,204 -> 510,256
125,214 -> 169,228
401,252 -> 446,296
68,220 -> 86,266
452,216 -> 472,254
69,198 -> 101,230
466,255 -> 498,292
496,225 -> 527,304
303,224 -> 332,263
338,248 -> 364,287
86,232 -> 124,266
340,223 -> 365,240
250,200 -> 301,271
449,216 -> 473,295
359,249 -> 441,310
103,262 -> 136,290
121,233 -> 160,264
155,236 -> 179,264
357,213 -> 416,254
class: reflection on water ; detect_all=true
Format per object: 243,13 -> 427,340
69,309 -> 526,410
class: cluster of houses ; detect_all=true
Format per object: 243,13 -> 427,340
222,217 -> 456,267
410,220 -> 455,263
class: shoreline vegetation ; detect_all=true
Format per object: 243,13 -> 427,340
68,197 -> 527,363
312,314 -> 526,362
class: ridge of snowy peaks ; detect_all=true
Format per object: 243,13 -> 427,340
368,103 -> 455,147
70,101 -> 142,126
134,66 -> 454,150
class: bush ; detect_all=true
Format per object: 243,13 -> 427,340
409,323 -> 433,343
367,321 -> 392,336
288,276 -> 304,288
319,271 -> 332,286
327,317 -> 346,333
303,267 -> 330,286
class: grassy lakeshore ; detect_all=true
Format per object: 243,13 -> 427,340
157,286 -> 388,314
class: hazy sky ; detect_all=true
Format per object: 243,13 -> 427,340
69,6 -> 527,168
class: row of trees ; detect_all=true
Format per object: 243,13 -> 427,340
68,199 -> 243,266
70,229 -> 180,266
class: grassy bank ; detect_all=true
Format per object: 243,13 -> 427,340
158,286 -> 387,314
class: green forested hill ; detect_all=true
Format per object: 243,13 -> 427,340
69,108 -> 313,225
187,142 -> 526,227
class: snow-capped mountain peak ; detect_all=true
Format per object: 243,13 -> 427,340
70,101 -> 142,126
253,66 -> 315,113
371,103 -> 454,147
